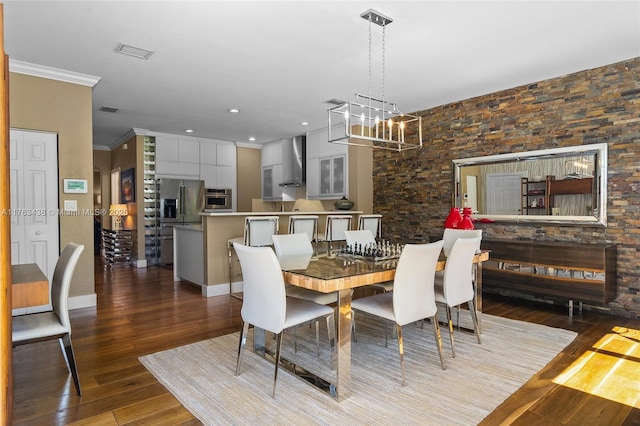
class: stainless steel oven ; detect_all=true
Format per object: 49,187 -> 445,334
204,188 -> 232,210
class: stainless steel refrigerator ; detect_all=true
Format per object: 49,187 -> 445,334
156,178 -> 204,265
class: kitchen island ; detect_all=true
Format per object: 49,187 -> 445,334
195,211 -> 363,297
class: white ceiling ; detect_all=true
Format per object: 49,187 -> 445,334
4,1 -> 639,149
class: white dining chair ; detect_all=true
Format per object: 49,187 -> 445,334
358,214 -> 382,239
233,243 -> 335,397
273,233 -> 338,306
442,228 -> 482,257
12,243 -> 85,396
344,229 -> 376,250
288,215 -> 318,256
351,240 -> 446,386
228,216 -> 279,298
320,215 -> 352,255
434,236 -> 482,358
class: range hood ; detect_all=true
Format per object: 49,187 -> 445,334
279,135 -> 306,187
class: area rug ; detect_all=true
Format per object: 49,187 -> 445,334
140,314 -> 576,425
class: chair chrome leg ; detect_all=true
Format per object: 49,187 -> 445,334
430,315 -> 446,370
396,324 -> 406,387
315,320 -> 321,355
228,244 -> 243,300
273,332 -> 284,397
60,334 -> 82,396
236,322 -> 249,376
445,305 -> 456,358
351,310 -> 358,343
468,300 -> 481,344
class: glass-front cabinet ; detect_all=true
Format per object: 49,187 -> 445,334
319,154 -> 345,198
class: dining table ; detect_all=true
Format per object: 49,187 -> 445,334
267,248 -> 490,402
11,263 -> 49,309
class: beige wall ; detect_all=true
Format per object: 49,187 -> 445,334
93,149 -> 111,229
110,134 -> 141,259
9,72 -> 95,301
236,146 -> 261,212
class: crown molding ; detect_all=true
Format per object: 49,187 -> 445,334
9,59 -> 101,87
236,141 -> 262,149
93,144 -> 111,151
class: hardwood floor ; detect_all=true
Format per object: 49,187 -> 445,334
11,258 -> 640,425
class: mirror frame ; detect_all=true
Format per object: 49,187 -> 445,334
453,143 -> 608,227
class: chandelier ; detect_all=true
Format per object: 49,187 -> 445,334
328,9 -> 422,152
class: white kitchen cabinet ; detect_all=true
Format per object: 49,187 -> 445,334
261,139 -> 283,167
155,136 -> 199,178
318,154 -> 345,197
199,140 -> 237,188
306,126 -> 348,200
262,164 -> 283,200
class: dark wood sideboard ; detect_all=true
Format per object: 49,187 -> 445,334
481,239 -> 616,316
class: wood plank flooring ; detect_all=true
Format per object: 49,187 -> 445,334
11,258 -> 640,425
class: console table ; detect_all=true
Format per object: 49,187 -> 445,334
481,239 -> 616,316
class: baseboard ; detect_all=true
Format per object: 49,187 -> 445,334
69,293 -> 97,310
132,258 -> 148,268
202,281 -> 242,297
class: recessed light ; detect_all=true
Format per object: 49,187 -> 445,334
248,137 -> 256,141
185,129 -> 194,133
300,121 -> 309,126
228,108 -> 240,113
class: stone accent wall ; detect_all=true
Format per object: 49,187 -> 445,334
373,57 -> 640,318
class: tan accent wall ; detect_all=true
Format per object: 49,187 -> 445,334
9,72 -> 94,300
236,146 -> 261,212
110,134 -> 140,259
93,149 -> 111,229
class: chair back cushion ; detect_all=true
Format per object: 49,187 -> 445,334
358,214 -> 382,238
52,243 -> 85,331
325,215 -> 352,241
344,230 -> 376,248
392,240 -> 444,326
442,236 -> 481,306
233,243 -> 286,333
244,216 -> 279,247
272,233 -> 313,257
288,215 -> 318,242
442,228 -> 482,257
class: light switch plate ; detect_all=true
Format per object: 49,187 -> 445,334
64,199 -> 78,212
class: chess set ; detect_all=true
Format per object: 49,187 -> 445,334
337,240 -> 403,262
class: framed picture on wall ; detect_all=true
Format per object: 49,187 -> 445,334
120,168 -> 135,203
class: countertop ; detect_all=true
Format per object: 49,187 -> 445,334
173,224 -> 203,231
200,211 -> 363,217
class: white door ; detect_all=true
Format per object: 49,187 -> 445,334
465,175 -> 478,212
10,129 -> 59,311
486,173 -> 522,215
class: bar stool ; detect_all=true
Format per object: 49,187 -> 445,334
288,215 -> 319,256
321,215 -> 352,255
358,214 -> 382,239
228,216 -> 279,298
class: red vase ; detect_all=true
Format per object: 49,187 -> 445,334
459,207 -> 475,230
444,207 -> 463,229
459,214 -> 475,230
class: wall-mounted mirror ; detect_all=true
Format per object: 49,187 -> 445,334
453,143 -> 607,226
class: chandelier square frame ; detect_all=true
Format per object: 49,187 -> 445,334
328,94 -> 423,152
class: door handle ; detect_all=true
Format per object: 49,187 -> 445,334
35,231 -> 42,235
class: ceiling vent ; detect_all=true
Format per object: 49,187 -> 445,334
115,43 -> 154,60
100,106 -> 119,113
324,98 -> 346,106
